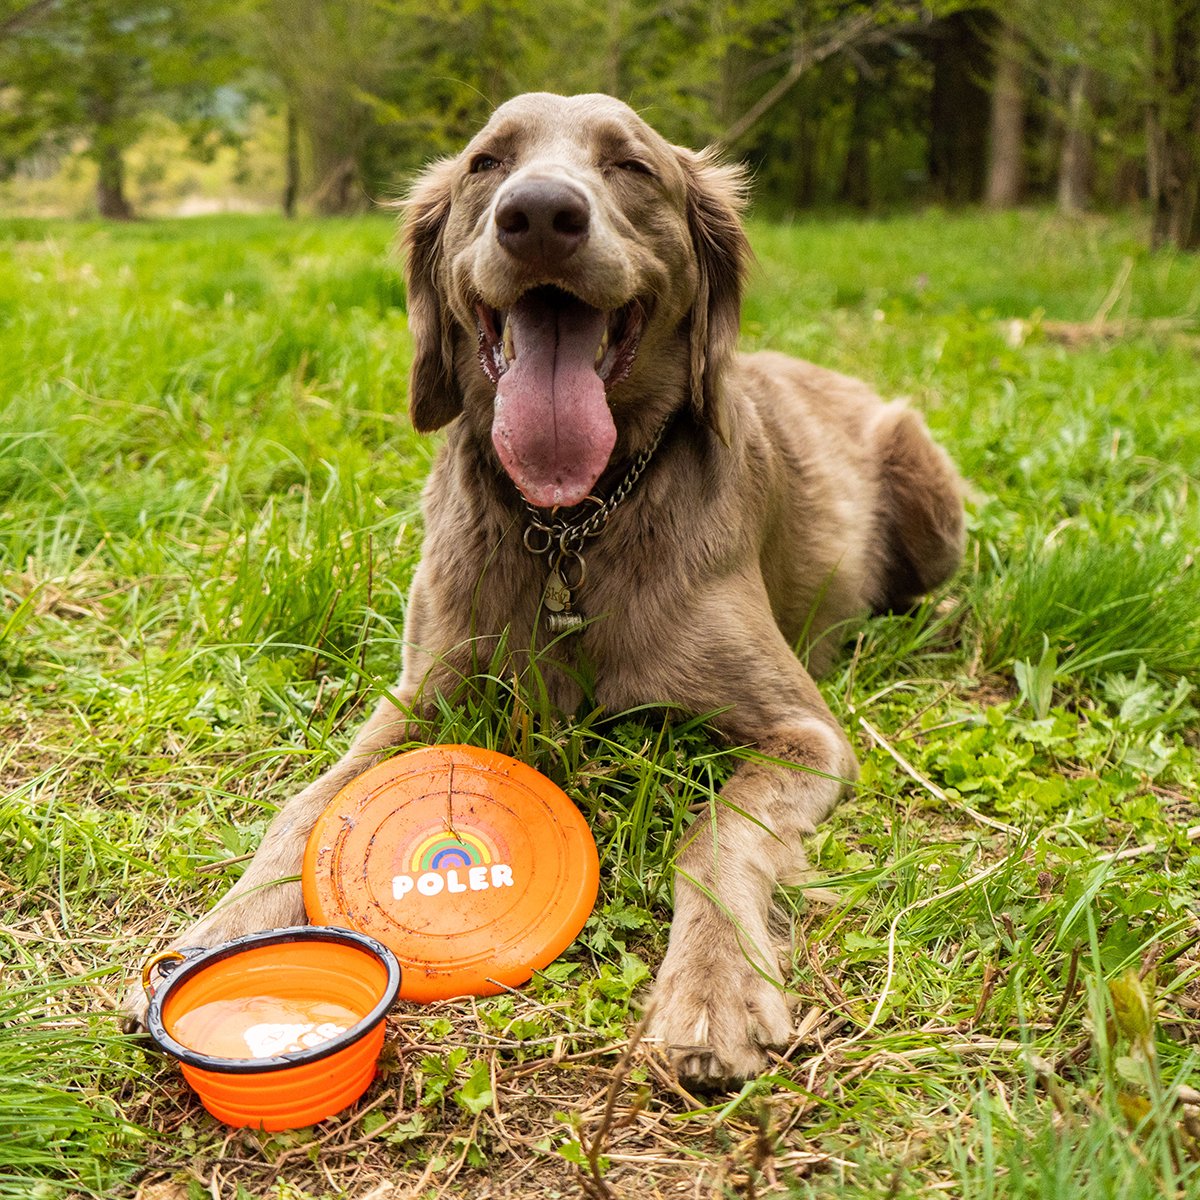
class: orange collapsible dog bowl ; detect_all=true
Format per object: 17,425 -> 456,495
303,744 -> 600,1002
144,927 -> 400,1130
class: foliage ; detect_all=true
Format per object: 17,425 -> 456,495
0,0 -> 245,215
3,0 -> 1199,239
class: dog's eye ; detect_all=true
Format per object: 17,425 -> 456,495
470,154 -> 502,175
614,159 -> 653,177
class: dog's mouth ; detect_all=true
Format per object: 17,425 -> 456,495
475,285 -> 646,509
475,286 -> 645,391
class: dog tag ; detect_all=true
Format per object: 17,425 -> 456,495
543,570 -> 571,613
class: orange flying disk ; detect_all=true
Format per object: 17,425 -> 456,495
302,745 -> 600,1002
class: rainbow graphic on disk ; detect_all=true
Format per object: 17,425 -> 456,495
409,826 -> 500,873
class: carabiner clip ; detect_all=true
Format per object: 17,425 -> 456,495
140,949 -> 188,1001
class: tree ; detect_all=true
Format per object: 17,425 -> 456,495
1056,62 -> 1092,214
984,14 -> 1025,207
996,3 -> 1112,213
247,0 -> 391,215
927,9 -> 993,204
1146,0 -> 1200,248
0,0 -> 241,217
988,0 -> 1199,242
242,0 -> 564,214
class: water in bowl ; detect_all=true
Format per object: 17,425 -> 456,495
170,995 -> 361,1060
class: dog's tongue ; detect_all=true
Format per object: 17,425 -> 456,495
492,291 -> 615,508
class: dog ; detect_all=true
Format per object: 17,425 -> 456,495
127,93 -> 964,1085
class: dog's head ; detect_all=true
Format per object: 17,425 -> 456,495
402,93 -> 750,509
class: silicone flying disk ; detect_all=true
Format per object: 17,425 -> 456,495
302,745 -> 600,1002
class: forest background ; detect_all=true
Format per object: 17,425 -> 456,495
1,0 -> 1198,249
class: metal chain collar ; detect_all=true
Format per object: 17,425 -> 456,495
521,421 -> 666,632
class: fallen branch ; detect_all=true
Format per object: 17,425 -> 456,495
1097,823 -> 1200,863
576,1007 -> 655,1199
1005,315 -> 1199,348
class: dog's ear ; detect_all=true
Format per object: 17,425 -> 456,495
677,147 -> 751,443
401,157 -> 462,432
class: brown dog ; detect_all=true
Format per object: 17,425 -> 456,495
129,93 -> 964,1084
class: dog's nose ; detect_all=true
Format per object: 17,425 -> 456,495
495,179 -> 589,266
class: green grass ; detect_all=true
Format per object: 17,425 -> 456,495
2,208 -> 1199,1198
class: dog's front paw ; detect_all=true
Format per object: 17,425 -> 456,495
646,937 -> 793,1087
119,883 -> 308,1033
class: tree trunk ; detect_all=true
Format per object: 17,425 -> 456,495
1113,155 -> 1143,206
478,1 -> 506,106
283,104 -> 300,219
604,0 -> 624,98
94,130 -> 133,220
792,77 -> 817,208
928,10 -> 993,204
305,93 -> 367,215
714,0 -> 736,130
1057,65 -> 1093,214
1157,126 -> 1200,250
1148,0 -> 1200,249
985,18 -> 1024,208
839,71 -> 872,208
311,157 -> 362,216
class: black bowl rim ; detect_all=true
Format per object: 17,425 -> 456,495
145,925 -> 401,1074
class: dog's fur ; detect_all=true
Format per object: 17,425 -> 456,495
127,93 -> 965,1084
